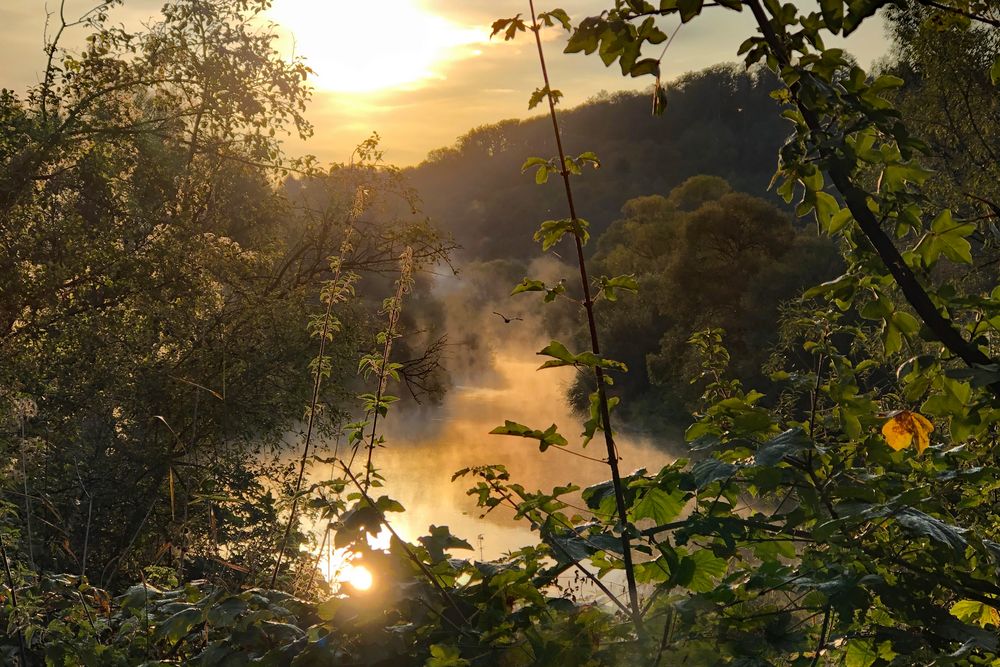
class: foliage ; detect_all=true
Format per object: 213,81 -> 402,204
573,176 -> 841,424
0,0 -> 451,595
6,0 -> 1000,666
406,64 -> 793,259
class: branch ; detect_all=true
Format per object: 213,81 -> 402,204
746,0 -> 997,378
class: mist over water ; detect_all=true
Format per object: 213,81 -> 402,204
358,338 -> 677,560
304,263 -> 681,564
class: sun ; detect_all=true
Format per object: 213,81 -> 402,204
268,0 -> 483,93
342,563 -> 373,591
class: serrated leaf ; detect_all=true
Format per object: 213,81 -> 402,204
755,428 -> 812,466
630,487 -> 686,524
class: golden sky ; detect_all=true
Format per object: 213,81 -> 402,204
2,1 -> 888,166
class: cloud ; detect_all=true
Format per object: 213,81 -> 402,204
1,0 -> 889,167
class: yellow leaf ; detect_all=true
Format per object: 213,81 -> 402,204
881,411 -> 934,454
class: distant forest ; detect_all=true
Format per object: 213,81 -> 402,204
405,64 -> 791,260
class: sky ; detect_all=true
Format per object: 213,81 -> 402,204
1,0 -> 890,166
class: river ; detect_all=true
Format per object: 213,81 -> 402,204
331,336 -> 678,562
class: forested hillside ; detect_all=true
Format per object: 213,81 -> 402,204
405,64 -> 790,259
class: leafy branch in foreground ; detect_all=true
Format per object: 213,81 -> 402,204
490,0 -> 645,628
270,236 -> 358,588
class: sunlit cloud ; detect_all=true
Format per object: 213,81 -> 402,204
267,0 -> 486,93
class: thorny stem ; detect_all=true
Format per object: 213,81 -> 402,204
270,255 -> 347,589
526,0 -> 642,628
362,248 -> 412,492
0,530 -> 27,661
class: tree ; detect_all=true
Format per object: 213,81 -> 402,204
575,176 -> 839,425
0,0 -> 452,588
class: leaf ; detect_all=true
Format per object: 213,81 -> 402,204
490,420 -> 568,451
819,0 -> 844,32
894,507 -> 968,552
206,596 -> 247,628
755,428 -> 812,466
845,639 -> 878,667
991,55 -> 1000,86
881,410 -> 933,454
427,643 -> 470,667
690,458 -> 738,488
687,549 -> 726,593
155,606 -> 203,643
951,599 -> 1000,628
630,487 -> 686,524
676,0 -> 704,22
419,525 -> 473,563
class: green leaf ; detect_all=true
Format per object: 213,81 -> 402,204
206,596 -> 247,628
676,0 -> 704,22
951,599 -> 1000,628
534,218 -> 590,251
991,55 -> 1000,86
845,639 -> 878,667
630,487 -> 686,524
755,428 -> 812,467
490,420 -> 568,451
599,274 -> 639,301
687,549 -> 726,593
894,507 -> 968,552
155,606 -> 203,643
819,0 -> 844,32
690,458 -> 738,488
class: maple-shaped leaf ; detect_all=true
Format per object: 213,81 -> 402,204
881,410 -> 934,454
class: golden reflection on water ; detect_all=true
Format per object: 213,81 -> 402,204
347,340 -> 678,560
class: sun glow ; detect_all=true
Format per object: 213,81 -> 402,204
316,528 -> 392,592
268,0 -> 483,93
342,564 -> 373,591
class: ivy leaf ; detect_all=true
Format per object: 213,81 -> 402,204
881,410 -> 933,454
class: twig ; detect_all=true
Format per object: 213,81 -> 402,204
810,606 -> 832,667
526,0 -> 643,630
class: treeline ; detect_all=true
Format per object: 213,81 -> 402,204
405,64 -> 791,260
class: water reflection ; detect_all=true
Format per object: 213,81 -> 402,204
352,340 -> 678,560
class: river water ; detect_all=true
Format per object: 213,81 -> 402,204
338,338 -> 678,561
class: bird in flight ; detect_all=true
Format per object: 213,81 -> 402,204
493,312 -> 523,324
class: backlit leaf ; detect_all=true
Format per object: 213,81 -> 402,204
881,410 -> 933,454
